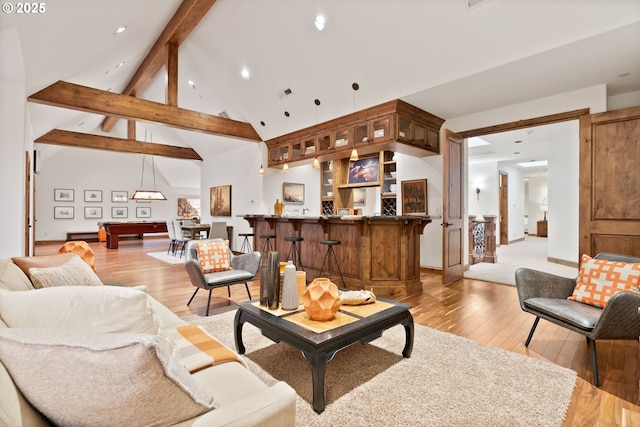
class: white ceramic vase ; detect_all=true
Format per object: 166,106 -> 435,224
281,261 -> 299,310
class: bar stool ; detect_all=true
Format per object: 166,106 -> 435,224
318,239 -> 345,287
259,234 -> 276,252
239,232 -> 254,253
284,236 -> 304,271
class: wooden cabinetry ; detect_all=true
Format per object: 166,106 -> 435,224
537,220 -> 548,237
265,100 -> 443,169
381,151 -> 397,215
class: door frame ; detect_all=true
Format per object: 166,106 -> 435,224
444,108 -> 588,281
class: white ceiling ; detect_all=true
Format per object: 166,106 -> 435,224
2,0 -> 639,185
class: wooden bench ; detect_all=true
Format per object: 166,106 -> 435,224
66,231 -> 99,242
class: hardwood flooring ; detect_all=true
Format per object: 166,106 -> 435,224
36,237 -> 640,426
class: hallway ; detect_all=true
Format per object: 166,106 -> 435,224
463,236 -> 578,286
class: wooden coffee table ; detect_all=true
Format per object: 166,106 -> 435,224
234,297 -> 414,413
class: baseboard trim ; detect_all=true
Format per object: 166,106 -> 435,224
547,257 -> 579,268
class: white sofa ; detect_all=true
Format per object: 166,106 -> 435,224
0,256 -> 296,427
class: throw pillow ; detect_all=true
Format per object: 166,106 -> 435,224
0,286 -> 159,335
28,255 -> 103,288
196,240 -> 231,273
0,328 -> 217,427
568,254 -> 640,308
11,253 -> 76,278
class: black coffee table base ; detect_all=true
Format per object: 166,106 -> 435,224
234,302 -> 414,413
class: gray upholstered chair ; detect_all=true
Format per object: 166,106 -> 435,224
515,252 -> 640,386
184,239 -> 261,316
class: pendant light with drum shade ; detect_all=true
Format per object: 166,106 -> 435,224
258,121 -> 266,176
312,99 -> 321,168
349,83 -> 360,162
131,131 -> 167,201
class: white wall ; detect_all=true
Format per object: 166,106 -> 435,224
0,28 -> 29,258
34,148 -> 199,241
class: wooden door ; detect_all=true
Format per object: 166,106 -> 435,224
499,171 -> 508,244
442,129 -> 464,284
579,106 -> 640,257
24,151 -> 32,256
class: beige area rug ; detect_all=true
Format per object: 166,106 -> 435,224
184,310 -> 577,427
146,251 -> 185,265
464,236 -> 578,286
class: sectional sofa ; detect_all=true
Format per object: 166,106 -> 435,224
0,254 -> 296,427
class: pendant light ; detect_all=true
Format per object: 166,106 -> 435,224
131,131 -> 167,200
258,121 -> 266,176
349,83 -> 360,162
282,111 -> 290,172
312,99 -> 320,168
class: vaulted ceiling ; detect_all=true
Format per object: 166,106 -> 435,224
2,0 -> 639,184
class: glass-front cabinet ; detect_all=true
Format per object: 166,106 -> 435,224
381,151 -> 397,215
321,161 -> 334,215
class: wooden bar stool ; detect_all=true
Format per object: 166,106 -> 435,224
239,232 -> 254,253
318,239 -> 345,286
284,236 -> 304,271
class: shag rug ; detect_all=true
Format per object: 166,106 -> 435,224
183,310 -> 577,427
147,251 -> 185,265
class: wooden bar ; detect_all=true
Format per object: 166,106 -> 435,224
243,215 -> 434,297
100,221 -> 168,249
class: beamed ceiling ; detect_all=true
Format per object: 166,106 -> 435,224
1,0 -> 639,185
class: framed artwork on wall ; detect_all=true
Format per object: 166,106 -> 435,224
353,188 -> 366,206
54,188 -> 74,202
54,206 -> 74,219
111,207 -> 128,219
84,190 -> 102,202
402,179 -> 428,215
136,207 -> 151,218
348,156 -> 380,185
178,198 -> 201,218
111,191 -> 128,203
84,206 -> 102,219
283,182 -> 304,204
210,185 -> 231,216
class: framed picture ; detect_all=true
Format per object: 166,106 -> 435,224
353,188 -> 366,206
348,156 -> 380,185
84,206 -> 102,219
210,185 -> 232,216
54,188 -> 74,202
136,207 -> 151,218
402,179 -> 428,215
111,206 -> 128,219
283,182 -> 304,204
84,190 -> 102,202
54,206 -> 74,219
178,198 -> 201,218
112,191 -> 128,203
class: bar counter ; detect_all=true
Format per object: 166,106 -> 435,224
242,214 -> 436,296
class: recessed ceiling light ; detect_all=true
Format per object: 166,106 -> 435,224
517,160 -> 548,168
619,72 -> 631,78
314,15 -> 325,31
514,140 -> 522,143
188,80 -> 196,89
241,67 -> 250,80
115,61 -> 125,69
114,26 -> 127,35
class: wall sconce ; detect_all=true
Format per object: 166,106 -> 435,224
475,187 -> 480,201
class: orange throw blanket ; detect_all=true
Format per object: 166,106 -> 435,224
169,324 -> 244,373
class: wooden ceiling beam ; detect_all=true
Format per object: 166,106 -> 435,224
101,0 -> 218,132
35,129 -> 203,161
28,81 -> 260,141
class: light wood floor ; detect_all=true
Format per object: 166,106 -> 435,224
36,237 -> 640,426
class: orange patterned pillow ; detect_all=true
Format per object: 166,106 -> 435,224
568,254 -> 640,308
196,240 -> 231,273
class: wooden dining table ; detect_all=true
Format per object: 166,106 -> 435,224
181,224 -> 210,240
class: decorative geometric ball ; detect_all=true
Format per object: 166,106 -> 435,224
57,241 -> 97,272
302,277 -> 341,321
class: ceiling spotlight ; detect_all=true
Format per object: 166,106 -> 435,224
314,15 -> 325,31
188,80 -> 196,89
241,67 -> 250,80
114,26 -> 127,35
115,61 -> 125,69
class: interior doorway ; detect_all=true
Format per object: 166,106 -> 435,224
499,171 -> 508,245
